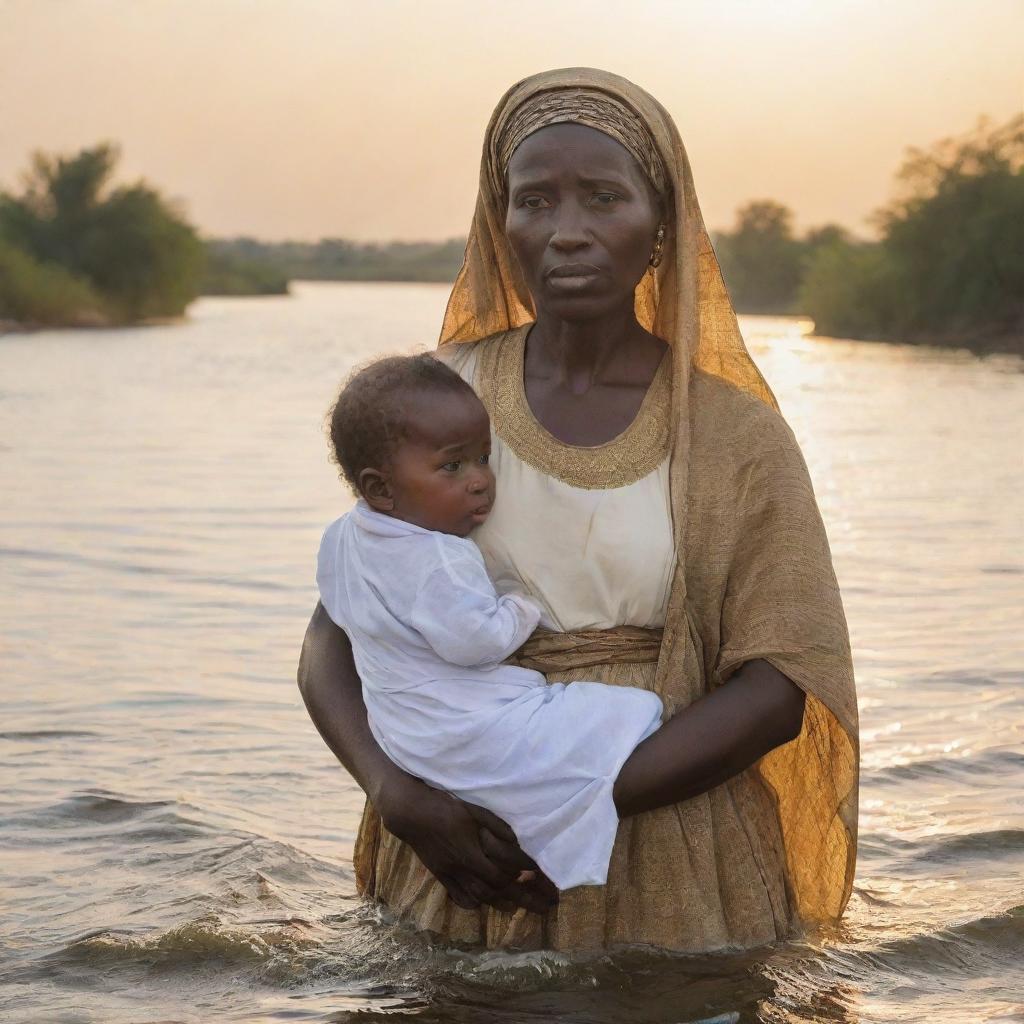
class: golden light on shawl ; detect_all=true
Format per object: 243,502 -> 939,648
437,68 -> 859,936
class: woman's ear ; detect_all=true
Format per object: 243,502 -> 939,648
358,468 -> 394,512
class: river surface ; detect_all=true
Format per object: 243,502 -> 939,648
1,282 -> 1022,1023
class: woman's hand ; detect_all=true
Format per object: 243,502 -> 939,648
375,775 -> 557,913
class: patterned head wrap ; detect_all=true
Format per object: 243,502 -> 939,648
491,87 -> 670,198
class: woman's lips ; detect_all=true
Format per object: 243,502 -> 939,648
546,263 -> 602,291
547,263 -> 601,279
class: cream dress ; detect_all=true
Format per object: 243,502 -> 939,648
351,327 -> 795,952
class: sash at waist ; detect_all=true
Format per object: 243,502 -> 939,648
507,626 -> 664,673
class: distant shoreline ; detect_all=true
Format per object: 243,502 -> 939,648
812,324 -> 1024,358
4,296 -> 1020,358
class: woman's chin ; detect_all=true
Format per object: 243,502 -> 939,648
538,294 -> 625,323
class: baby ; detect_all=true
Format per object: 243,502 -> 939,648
316,353 -> 663,890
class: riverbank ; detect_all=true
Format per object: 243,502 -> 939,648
812,322 -> 1024,358
0,314 -> 189,334
5,302 -> 1021,360
903,328 -> 1024,357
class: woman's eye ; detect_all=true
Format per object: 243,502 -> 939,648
592,192 -> 620,205
442,461 -> 461,472
521,196 -> 549,210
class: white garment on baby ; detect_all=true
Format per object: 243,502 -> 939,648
316,500 -> 663,889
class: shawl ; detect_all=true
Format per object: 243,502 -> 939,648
437,68 -> 858,927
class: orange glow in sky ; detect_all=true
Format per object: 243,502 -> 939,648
1,0 -> 1021,241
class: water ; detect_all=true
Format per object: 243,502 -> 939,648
1,282 -> 1022,1023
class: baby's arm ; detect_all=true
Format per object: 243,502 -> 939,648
409,545 -> 542,668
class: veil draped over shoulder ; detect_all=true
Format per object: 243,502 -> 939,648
437,68 -> 859,928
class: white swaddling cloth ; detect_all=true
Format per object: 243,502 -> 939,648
316,500 -> 663,890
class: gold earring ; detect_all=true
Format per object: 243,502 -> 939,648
649,224 -> 666,268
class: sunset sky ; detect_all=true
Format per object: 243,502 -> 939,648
2,0 -> 1021,242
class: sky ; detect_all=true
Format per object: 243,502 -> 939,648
1,0 -> 1021,242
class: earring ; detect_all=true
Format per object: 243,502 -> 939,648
649,224 -> 666,268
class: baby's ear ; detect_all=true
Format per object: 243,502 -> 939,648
359,468 -> 394,512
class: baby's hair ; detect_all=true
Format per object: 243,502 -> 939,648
327,352 -> 477,494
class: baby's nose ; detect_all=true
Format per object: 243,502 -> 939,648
467,467 -> 490,493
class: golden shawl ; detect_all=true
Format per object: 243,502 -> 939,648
437,67 -> 859,929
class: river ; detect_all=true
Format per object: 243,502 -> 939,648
1,282 -> 1022,1023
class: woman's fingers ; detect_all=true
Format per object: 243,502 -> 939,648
388,787 -> 555,913
462,801 -> 519,844
530,871 -> 559,903
474,825 -> 558,911
493,879 -> 554,915
463,838 -> 518,891
477,825 -> 538,874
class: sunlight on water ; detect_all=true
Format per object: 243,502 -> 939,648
1,284 -> 1022,1022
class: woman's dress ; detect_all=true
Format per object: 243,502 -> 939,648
352,328 -> 796,952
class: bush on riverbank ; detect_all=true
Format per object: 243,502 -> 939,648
799,115 -> 1024,348
0,241 -> 109,326
0,144 -> 205,326
201,244 -> 290,296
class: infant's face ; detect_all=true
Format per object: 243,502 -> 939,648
385,390 -> 495,537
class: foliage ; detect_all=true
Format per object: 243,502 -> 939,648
798,239 -> 901,339
802,115 -> 1024,344
204,236 -> 466,285
0,143 -> 205,325
200,245 -> 290,296
0,240 -> 107,326
712,201 -> 805,313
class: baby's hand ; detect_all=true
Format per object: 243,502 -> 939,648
515,593 -> 556,632
493,576 -> 556,632
535,608 -> 557,632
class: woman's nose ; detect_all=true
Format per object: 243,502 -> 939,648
549,204 -> 590,252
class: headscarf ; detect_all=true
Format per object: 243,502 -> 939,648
438,68 -> 858,929
491,86 -> 669,197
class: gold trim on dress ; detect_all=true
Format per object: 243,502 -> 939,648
476,325 -> 672,490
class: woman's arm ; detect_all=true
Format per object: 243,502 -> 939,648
297,602 -> 556,912
612,658 -> 805,818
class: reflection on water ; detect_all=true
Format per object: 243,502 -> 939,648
1,283 -> 1022,1023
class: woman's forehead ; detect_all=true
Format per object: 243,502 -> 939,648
506,123 -> 647,182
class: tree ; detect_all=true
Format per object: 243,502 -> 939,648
0,143 -> 205,324
714,200 -> 804,313
875,115 -> 1024,337
800,114 -> 1024,345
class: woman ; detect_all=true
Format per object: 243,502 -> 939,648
298,67 -> 858,952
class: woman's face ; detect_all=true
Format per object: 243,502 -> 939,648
504,122 -> 662,322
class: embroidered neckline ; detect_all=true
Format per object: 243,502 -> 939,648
476,324 -> 671,490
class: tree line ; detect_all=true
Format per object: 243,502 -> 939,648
2,116 -> 1021,352
205,236 -> 465,287
714,115 -> 1023,350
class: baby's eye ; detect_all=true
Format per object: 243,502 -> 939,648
442,460 -> 462,473
478,453 -> 490,465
